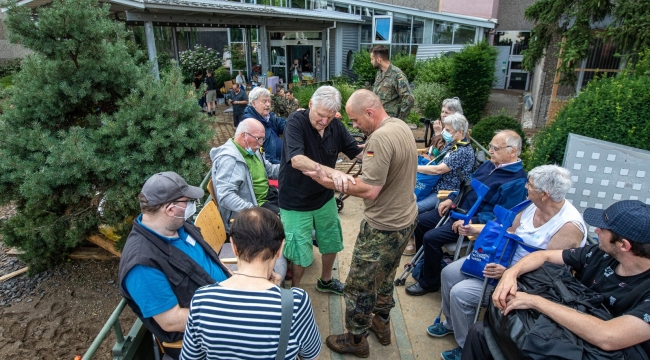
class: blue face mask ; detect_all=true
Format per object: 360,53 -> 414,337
442,129 -> 454,143
245,147 -> 255,156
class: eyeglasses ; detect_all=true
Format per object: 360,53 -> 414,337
488,144 -> 513,152
245,132 -> 265,144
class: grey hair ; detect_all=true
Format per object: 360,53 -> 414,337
248,87 -> 271,104
310,85 -> 342,112
442,97 -> 463,114
234,118 -> 259,137
528,165 -> 572,202
495,130 -> 522,156
443,113 -> 469,137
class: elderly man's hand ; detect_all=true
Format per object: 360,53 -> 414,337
438,199 -> 453,217
330,169 -> 356,193
492,268 -> 519,311
452,219 -> 469,234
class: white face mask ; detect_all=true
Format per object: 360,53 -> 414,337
172,201 -> 196,221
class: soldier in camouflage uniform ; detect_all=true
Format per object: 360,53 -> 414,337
303,90 -> 418,358
370,45 -> 414,121
271,86 -> 288,117
285,89 -> 301,115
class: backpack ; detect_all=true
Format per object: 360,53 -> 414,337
486,263 -> 649,360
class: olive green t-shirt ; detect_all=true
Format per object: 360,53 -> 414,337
233,140 -> 268,206
360,117 -> 418,231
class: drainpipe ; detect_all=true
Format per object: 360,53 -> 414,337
326,21 -> 337,81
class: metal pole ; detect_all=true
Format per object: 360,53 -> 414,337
82,298 -> 128,360
144,21 -> 160,80
244,28 -> 253,77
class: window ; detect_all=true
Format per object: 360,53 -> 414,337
391,13 -> 411,44
433,21 -> 453,44
374,16 -> 391,43
412,17 -> 425,44
346,50 -> 354,70
361,23 -> 372,43
453,24 -> 476,45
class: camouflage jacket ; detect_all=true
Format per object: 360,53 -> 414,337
271,95 -> 288,117
373,63 -> 414,120
286,98 -> 300,116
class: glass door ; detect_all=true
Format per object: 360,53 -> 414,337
271,46 -> 286,83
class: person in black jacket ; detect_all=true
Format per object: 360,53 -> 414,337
463,200 -> 650,359
204,69 -> 218,116
118,171 -> 281,359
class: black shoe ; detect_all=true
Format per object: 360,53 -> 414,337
405,282 -> 437,296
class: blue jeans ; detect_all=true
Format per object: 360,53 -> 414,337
417,191 -> 440,214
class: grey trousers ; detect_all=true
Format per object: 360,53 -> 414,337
440,257 -> 493,348
273,255 -> 288,280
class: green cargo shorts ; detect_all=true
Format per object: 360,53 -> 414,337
280,197 -> 343,267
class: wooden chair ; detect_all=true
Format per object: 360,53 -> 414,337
224,80 -> 233,91
202,179 -> 236,264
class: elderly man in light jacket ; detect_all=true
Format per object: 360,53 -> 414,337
210,118 -> 286,276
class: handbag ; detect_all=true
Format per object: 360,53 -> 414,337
460,200 -> 533,286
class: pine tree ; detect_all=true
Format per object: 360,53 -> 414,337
0,0 -> 211,271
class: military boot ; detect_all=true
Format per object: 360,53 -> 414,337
369,314 -> 391,345
326,332 -> 370,358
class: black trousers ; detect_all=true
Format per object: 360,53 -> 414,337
261,186 -> 280,215
461,323 -> 494,360
413,210 -> 459,290
233,112 -> 244,127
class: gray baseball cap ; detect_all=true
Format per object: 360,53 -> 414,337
141,171 -> 204,206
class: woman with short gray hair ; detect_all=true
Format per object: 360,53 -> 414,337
427,97 -> 464,155
243,87 -> 288,164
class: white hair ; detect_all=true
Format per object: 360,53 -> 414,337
234,118 -> 261,137
495,130 -> 522,156
442,97 -> 463,114
311,85 -> 342,113
248,87 -> 271,104
528,165 -> 572,202
443,113 -> 469,137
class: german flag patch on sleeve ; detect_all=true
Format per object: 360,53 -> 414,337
366,151 -> 374,157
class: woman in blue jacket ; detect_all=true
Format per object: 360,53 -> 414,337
243,87 -> 287,164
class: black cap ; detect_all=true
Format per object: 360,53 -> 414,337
583,200 -> 650,244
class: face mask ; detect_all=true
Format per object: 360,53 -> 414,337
245,147 -> 255,156
172,201 -> 196,221
442,129 -> 454,143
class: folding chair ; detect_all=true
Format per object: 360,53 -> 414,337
445,178 -> 491,261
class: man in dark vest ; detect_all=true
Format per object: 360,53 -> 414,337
118,171 -> 233,359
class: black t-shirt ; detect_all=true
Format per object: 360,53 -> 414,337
229,89 -> 248,115
278,109 -> 362,211
205,76 -> 217,91
563,244 -> 650,354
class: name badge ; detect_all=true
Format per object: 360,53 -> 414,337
186,236 -> 196,246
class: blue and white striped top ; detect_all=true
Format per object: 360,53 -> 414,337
180,284 -> 321,360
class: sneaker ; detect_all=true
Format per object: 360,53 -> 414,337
427,322 -> 453,337
403,240 -> 416,256
326,332 -> 369,358
369,314 -> 391,345
441,346 -> 462,360
316,277 -> 344,295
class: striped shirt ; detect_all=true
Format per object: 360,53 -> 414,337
180,285 -> 321,360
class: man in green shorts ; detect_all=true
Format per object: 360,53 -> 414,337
304,89 -> 418,357
278,85 -> 362,293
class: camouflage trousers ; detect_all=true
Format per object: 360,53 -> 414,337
344,219 -> 418,335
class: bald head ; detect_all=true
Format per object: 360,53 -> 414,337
346,90 -> 389,136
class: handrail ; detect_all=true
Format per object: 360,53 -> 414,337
469,135 -> 490,158
83,298 -> 128,360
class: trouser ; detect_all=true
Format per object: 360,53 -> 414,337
460,323 -> 494,360
440,257 -> 493,348
414,210 -> 459,290
416,191 -> 440,214
345,219 -> 417,335
233,112 -> 244,127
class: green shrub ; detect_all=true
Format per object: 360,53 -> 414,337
470,114 -> 528,154
0,0 -> 211,272
178,44 -> 222,80
292,84 -> 317,108
412,82 -> 448,120
213,68 -> 232,90
414,55 -> 453,86
0,75 -> 12,89
528,73 -> 650,169
391,52 -> 416,84
449,42 -> 497,124
405,111 -> 423,125
351,50 -> 375,84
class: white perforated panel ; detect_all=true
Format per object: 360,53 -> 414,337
562,134 -> 650,218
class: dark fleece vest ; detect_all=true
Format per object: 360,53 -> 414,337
118,220 -> 230,345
